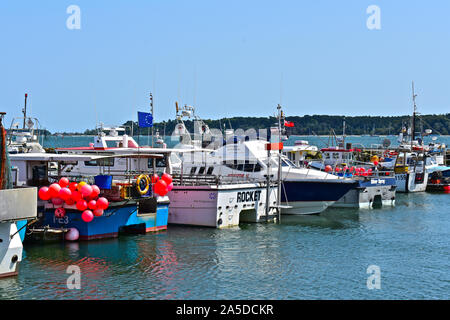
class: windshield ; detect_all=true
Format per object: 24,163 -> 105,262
270,157 -> 297,168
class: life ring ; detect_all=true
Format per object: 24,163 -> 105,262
136,174 -> 150,195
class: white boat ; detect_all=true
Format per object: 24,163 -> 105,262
0,188 -> 37,278
168,176 -> 278,228
173,139 -> 357,215
309,146 -> 396,208
1,112 -> 37,278
387,82 -> 429,193
6,94 -> 46,154
393,150 -> 428,193
7,116 -> 45,154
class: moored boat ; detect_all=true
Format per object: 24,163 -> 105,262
0,112 -> 37,277
168,175 -> 278,228
9,152 -> 170,241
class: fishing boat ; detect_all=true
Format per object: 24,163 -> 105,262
0,112 -> 37,277
309,146 -> 396,208
10,152 -> 170,241
426,170 -> 450,192
308,118 -> 396,208
46,118 -> 278,228
386,82 -> 429,193
6,94 -> 46,154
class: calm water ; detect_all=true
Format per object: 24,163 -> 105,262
1,135 -> 449,300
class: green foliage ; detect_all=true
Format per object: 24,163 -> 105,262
59,113 -> 450,136
146,114 -> 450,136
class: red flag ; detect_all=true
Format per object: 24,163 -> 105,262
284,120 -> 294,127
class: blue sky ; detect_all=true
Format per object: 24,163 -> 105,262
1,0 -> 449,132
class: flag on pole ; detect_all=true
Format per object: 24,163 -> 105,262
138,112 -> 153,127
284,120 -> 294,127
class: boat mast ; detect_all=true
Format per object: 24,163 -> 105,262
411,81 -> 417,148
342,117 -> 346,147
22,93 -> 28,129
150,93 -> 154,148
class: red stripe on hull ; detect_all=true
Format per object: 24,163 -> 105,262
146,225 -> 167,232
0,271 -> 18,278
78,232 -> 119,241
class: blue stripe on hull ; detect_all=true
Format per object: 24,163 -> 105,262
357,177 -> 397,188
41,203 -> 169,240
281,180 -> 357,202
16,220 -> 28,242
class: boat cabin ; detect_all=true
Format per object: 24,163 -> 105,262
282,140 -> 318,167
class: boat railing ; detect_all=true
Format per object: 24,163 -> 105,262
172,173 -> 271,187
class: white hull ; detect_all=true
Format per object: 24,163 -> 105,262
0,223 -> 22,278
0,188 -> 37,278
168,183 -> 278,228
395,172 -> 428,193
281,201 -> 334,215
331,185 -> 396,208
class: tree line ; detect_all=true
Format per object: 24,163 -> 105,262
79,113 -> 450,136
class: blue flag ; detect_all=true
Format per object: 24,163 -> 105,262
138,112 -> 153,127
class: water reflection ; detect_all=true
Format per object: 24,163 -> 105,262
1,190 -> 449,299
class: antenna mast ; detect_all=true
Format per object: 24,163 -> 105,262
22,93 -> 28,129
411,81 -> 417,146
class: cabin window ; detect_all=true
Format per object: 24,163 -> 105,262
325,153 -> 331,159
207,167 -> 214,175
237,164 -> 244,171
190,167 -> 197,174
198,167 -> 206,174
32,165 -> 46,182
254,163 -> 263,172
223,161 -> 237,170
243,163 -> 255,172
84,158 -> 114,167
282,158 -> 297,168
333,153 -> 340,159
148,157 -> 167,168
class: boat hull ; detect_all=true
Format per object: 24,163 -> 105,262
395,172 -> 428,193
0,223 -> 22,278
36,199 -> 169,241
332,177 -> 396,208
280,180 -> 357,215
168,184 -> 278,228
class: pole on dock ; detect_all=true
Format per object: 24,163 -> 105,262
276,104 -> 282,223
265,144 -> 271,222
150,93 -> 154,148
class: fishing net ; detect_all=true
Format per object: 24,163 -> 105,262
0,122 -> 13,190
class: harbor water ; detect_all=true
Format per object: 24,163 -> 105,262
1,136 -> 449,300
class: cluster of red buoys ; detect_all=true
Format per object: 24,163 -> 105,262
151,173 -> 173,196
38,177 -> 109,223
324,162 -> 383,177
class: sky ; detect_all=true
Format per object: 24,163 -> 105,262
1,0 -> 450,132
